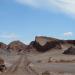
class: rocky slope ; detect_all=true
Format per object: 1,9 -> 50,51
7,41 -> 27,53
65,40 -> 75,45
63,46 -> 75,55
29,36 -> 62,52
0,36 -> 75,53
0,42 -> 7,49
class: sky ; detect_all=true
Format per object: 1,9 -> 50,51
0,0 -> 75,44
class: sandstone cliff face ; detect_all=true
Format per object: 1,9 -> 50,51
7,41 -> 27,53
30,36 -> 62,52
0,42 -> 7,49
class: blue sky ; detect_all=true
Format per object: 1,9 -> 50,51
0,0 -> 75,44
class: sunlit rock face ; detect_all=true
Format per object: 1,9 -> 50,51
35,36 -> 49,46
31,36 -> 62,52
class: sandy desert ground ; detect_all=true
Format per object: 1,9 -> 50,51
0,43 -> 75,75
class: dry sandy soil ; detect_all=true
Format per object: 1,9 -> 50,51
0,44 -> 75,75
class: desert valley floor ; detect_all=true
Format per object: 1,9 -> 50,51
0,36 -> 75,75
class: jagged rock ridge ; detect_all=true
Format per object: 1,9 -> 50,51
30,36 -> 62,52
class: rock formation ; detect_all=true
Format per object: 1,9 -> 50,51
63,46 -> 75,55
30,36 -> 62,52
26,41 -> 36,52
0,42 -> 7,49
7,41 -> 27,53
66,40 -> 75,45
0,57 -> 6,72
0,36 -> 75,53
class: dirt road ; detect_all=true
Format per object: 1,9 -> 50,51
33,63 -> 75,73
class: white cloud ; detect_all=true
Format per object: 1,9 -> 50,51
16,0 -> 75,15
64,32 -> 73,36
0,33 -> 18,40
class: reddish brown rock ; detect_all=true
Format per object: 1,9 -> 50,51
63,46 -> 75,55
0,42 -> 7,49
7,41 -> 27,53
30,36 -> 62,52
66,40 -> 75,45
26,44 -> 36,53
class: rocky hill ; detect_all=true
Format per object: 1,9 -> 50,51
0,36 -> 75,53
29,36 -> 62,52
0,42 -> 7,50
65,40 -> 75,45
7,41 -> 27,53
63,46 -> 75,55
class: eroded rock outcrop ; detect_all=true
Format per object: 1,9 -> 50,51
63,46 -> 75,55
0,57 -> 6,72
30,36 -> 62,52
7,41 -> 27,53
26,41 -> 37,52
66,40 -> 75,45
0,42 -> 7,49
